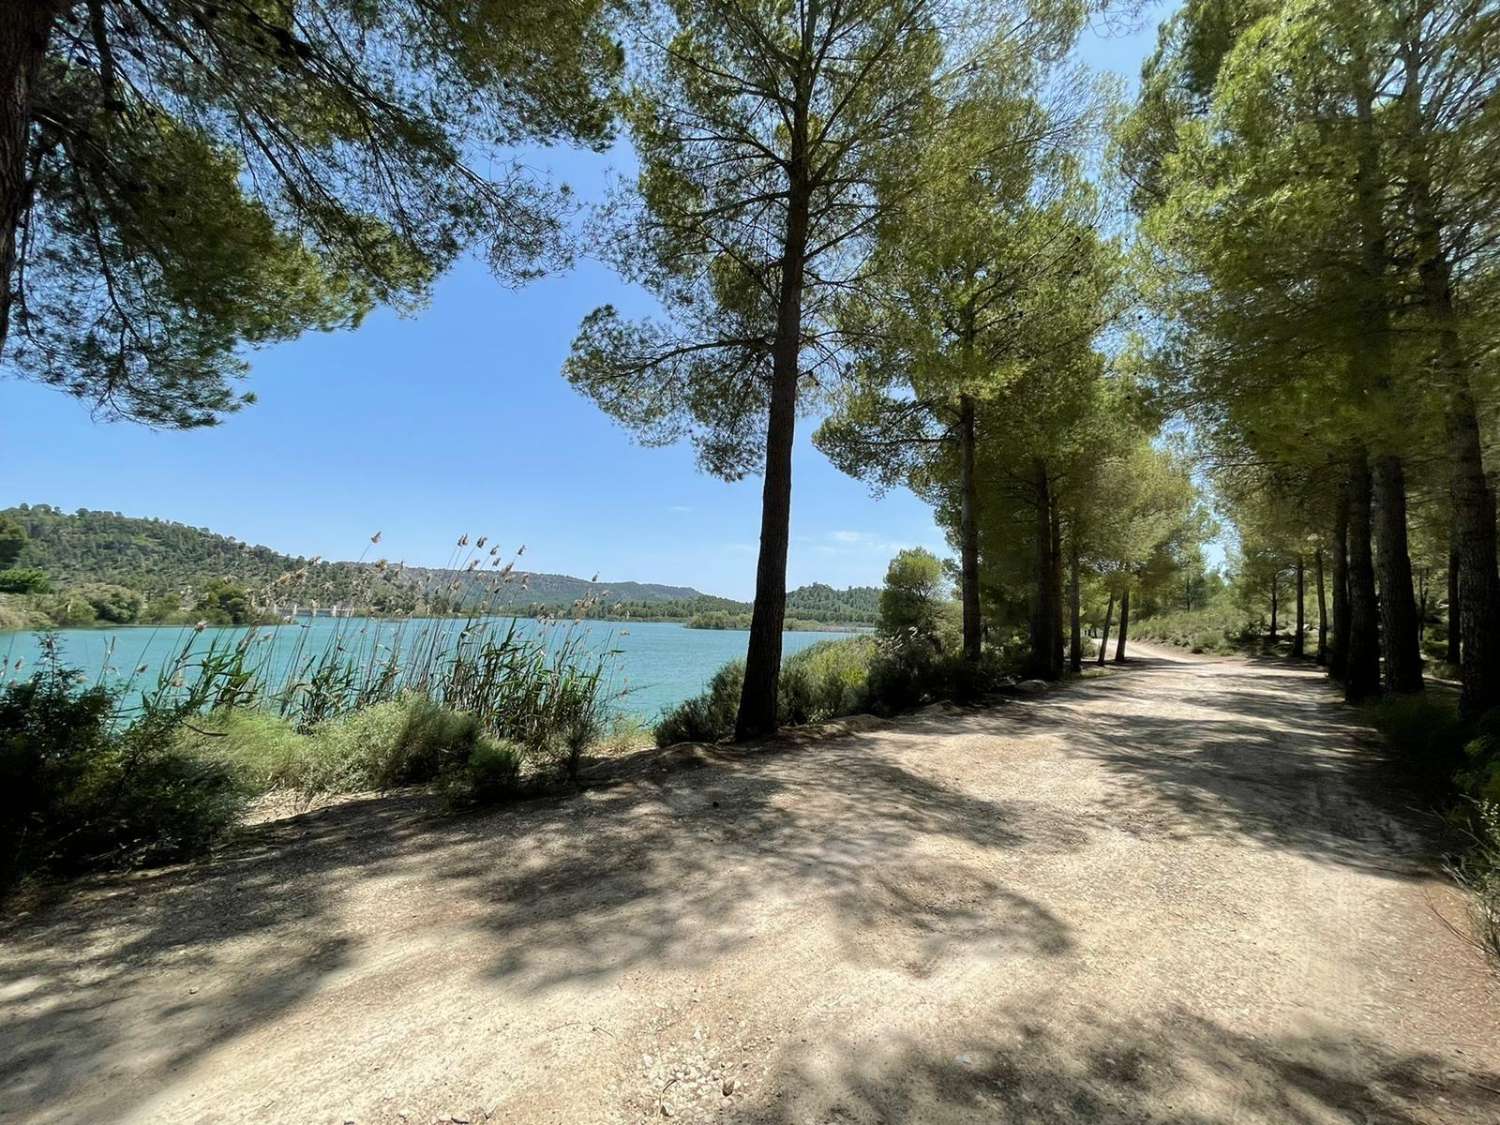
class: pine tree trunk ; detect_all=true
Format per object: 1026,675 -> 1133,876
0,2 -> 55,361
1416,564 -> 1430,649
735,162 -> 811,741
1293,554 -> 1306,657
1345,80 -> 1394,702
1446,542 -> 1461,667
1114,586 -> 1130,663
1028,460 -> 1061,679
957,393 -> 981,663
1049,495 -> 1065,676
1268,575 -> 1279,642
1373,454 -> 1424,693
1451,418 -> 1500,707
1345,450 -> 1382,703
1315,548 -> 1328,665
1447,389 -> 1500,716
1331,494 -> 1350,680
1098,591 -> 1114,667
1399,39 -> 1498,716
1069,539 -> 1082,675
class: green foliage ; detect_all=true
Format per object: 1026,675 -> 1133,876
878,548 -> 947,646
1459,712 -> 1500,806
450,740 -> 526,807
652,628 -> 1010,744
191,695 -> 522,801
565,0 -> 976,476
655,660 -> 746,746
0,517 -> 27,569
36,594 -> 98,628
0,598 -> 49,632
2,503 -> 414,606
0,641 -> 245,889
1369,699 -> 1500,962
194,579 -> 258,626
685,611 -> 857,632
0,568 -> 50,594
8,0 -> 623,427
1,506 -> 878,627
778,638 -> 879,726
1130,606 -> 1250,655
72,582 -> 143,624
0,606 -> 624,890
1448,801 -> 1500,964
1367,695 -> 1472,804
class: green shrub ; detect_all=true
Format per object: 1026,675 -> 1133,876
1,645 -> 244,889
878,549 -> 946,647
1366,696 -> 1500,966
1130,607 -> 1247,655
1368,694 -> 1469,799
0,567 -> 50,594
863,630 -> 951,714
941,651 -> 1015,703
195,694 -> 512,797
1458,710 -> 1500,804
189,709 -> 308,790
36,593 -> 97,627
0,596 -> 49,631
1449,801 -> 1500,964
779,637 -> 876,725
653,630 -> 1021,744
655,659 -> 745,745
194,579 -> 258,626
445,739 -> 524,805
72,582 -> 145,623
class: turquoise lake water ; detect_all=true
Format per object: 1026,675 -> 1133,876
0,618 -> 860,721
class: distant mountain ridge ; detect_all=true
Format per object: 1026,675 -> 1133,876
2,505 -> 880,624
3,505 -> 714,605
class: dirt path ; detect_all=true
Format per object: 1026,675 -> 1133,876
3,648 -> 1498,1124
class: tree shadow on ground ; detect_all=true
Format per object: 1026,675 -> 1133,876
1033,655 -> 1443,878
0,648 -> 1477,1120
743,1004 -> 1500,1124
440,736 -> 1085,991
0,735 -> 1080,1118
0,793 -> 445,1117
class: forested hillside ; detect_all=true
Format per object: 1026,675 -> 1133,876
0,506 -> 879,626
9,505 -> 310,594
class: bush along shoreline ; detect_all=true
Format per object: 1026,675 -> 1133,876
0,546 -> 1007,898
0,612 -> 621,895
656,549 -> 1019,746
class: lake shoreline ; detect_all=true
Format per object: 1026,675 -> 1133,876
0,613 -> 876,636
0,619 -> 864,719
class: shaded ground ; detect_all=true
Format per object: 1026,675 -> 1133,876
2,645 -> 1497,1124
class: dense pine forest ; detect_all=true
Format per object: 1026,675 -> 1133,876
0,505 -> 879,627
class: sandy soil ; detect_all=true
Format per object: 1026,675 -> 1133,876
3,645 -> 1498,1124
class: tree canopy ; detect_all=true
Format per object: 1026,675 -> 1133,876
0,0 -> 623,426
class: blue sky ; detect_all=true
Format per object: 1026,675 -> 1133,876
0,7 -> 1171,601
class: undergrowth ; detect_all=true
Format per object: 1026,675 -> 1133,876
1368,694 -> 1500,968
654,633 -> 1010,746
1128,607 -> 1251,655
1,604 -> 620,893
